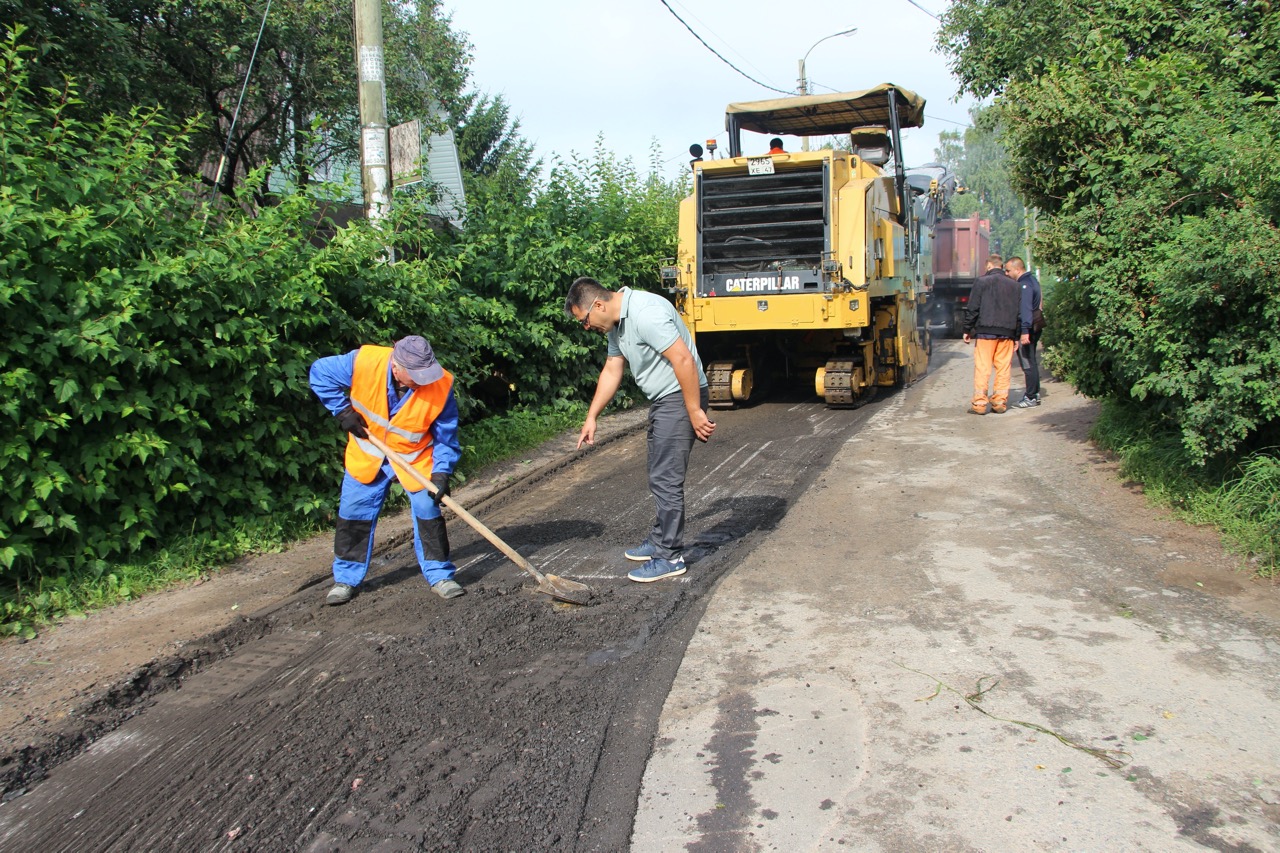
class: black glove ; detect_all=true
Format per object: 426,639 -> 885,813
336,405 -> 368,439
430,472 -> 451,505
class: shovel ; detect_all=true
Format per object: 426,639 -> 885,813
363,433 -> 592,605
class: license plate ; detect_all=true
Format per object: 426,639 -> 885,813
747,156 -> 775,176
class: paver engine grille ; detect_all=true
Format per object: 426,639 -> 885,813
697,165 -> 828,284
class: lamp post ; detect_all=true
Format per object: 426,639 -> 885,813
797,27 -> 857,151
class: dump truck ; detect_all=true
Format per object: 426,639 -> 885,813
928,213 -> 991,337
662,84 -> 946,407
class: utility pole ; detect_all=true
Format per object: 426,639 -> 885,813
796,58 -> 809,150
354,0 -> 390,224
797,27 -> 856,152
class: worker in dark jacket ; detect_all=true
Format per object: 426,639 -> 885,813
1005,256 -> 1043,407
962,254 -> 1029,414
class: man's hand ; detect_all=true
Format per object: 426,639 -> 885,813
1020,333 -> 1031,345
962,333 -> 972,344
691,409 -> 716,443
336,406 -> 368,438
576,416 -> 598,450
430,473 -> 450,505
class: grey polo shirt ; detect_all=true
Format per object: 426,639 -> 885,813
607,288 -> 708,401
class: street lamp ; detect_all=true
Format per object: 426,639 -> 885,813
798,27 -> 857,151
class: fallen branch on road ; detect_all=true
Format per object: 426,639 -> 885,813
897,662 -> 1132,770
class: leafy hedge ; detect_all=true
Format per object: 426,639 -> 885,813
0,30 -> 683,587
939,0 -> 1280,463
453,144 -> 685,406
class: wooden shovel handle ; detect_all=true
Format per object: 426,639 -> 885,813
362,432 -> 547,583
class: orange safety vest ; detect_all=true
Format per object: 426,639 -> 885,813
344,345 -> 454,492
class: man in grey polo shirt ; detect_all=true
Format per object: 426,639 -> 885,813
565,276 -> 716,582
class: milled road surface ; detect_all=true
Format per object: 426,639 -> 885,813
0,371 -> 872,851
1,341 -> 1277,852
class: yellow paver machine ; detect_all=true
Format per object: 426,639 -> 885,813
663,84 -> 948,407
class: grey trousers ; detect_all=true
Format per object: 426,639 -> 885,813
1018,331 -> 1042,398
646,386 -> 710,561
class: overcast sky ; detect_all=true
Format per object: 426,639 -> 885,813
441,0 -> 978,179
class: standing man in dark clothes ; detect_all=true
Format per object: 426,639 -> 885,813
1005,256 -> 1043,408
962,253 -> 1029,415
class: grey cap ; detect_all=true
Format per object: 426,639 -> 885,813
392,335 -> 444,385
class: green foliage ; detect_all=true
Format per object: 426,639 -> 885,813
453,142 -> 687,407
3,0 -> 470,197
456,93 -> 540,190
0,30 -> 472,584
1090,401 -> 1278,576
1201,453 -> 1280,578
0,26 -> 684,615
0,400 -> 592,636
937,0 -> 1278,101
0,511 -> 326,640
939,0 -> 1280,464
457,401 -> 588,476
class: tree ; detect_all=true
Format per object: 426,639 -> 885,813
3,0 -> 470,198
455,92 -> 541,199
937,0 -> 1280,462
934,106 -> 1026,259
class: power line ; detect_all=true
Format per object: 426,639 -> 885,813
209,0 -> 273,198
664,0 -> 777,88
658,0 -> 793,96
807,78 -> 973,129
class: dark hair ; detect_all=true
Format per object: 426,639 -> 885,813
564,276 -> 614,316
769,137 -> 783,149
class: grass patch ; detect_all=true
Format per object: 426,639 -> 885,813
1,401 -> 591,639
1091,399 -> 1279,577
456,400 -> 589,480
0,513 -> 327,640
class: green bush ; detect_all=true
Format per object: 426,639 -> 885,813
0,27 -> 684,598
1091,400 -> 1279,576
454,142 -> 686,407
941,0 -> 1280,465
0,32 -> 470,582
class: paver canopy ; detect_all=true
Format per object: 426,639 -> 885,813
724,83 -> 926,136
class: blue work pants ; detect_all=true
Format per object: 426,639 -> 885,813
332,461 -> 455,587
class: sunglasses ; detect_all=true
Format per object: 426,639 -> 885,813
580,307 -> 593,329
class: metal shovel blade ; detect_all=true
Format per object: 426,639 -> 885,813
533,574 -> 593,606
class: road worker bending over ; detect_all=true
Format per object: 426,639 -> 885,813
309,335 -> 464,605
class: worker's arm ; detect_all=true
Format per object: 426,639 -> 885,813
429,389 -> 462,475
962,280 -> 985,344
661,338 -> 716,442
578,355 -> 626,449
308,351 -> 359,413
